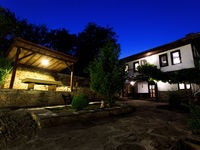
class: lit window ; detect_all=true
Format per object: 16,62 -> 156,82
125,64 -> 129,72
171,50 -> 181,65
179,83 -> 185,89
159,54 -> 168,67
186,84 -> 191,89
133,61 -> 139,72
141,59 -> 147,65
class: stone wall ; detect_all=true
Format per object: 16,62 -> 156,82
0,89 -> 66,108
0,88 -> 103,108
3,66 -> 90,91
0,66 -> 100,108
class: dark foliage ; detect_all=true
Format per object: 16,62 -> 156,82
0,55 -> 12,84
137,63 -> 168,82
138,63 -> 200,84
0,7 -> 119,76
75,23 -> 118,76
71,94 -> 89,110
0,6 -> 76,55
88,41 -> 126,106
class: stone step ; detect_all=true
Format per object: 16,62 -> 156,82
27,105 -> 135,128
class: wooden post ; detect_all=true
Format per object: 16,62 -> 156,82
48,85 -> 56,91
28,83 -> 35,90
70,64 -> 74,92
9,48 -> 21,89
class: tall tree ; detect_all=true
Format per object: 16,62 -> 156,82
0,6 -> 76,56
88,41 -> 126,106
46,28 -> 76,55
0,6 -> 20,54
75,23 -> 118,76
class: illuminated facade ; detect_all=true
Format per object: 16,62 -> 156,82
121,33 -> 200,100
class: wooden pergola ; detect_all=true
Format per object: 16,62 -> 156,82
6,38 -> 77,91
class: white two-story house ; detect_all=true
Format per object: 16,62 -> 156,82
121,33 -> 200,101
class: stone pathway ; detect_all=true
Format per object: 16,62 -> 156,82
8,100 -> 199,150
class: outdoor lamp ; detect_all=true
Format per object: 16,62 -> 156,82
41,59 -> 49,66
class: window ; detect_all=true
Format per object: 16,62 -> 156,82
179,83 -> 185,89
125,64 -> 129,72
186,84 -> 191,89
159,54 -> 168,67
171,50 -> 182,65
178,83 -> 191,90
133,61 -> 139,72
140,59 -> 147,65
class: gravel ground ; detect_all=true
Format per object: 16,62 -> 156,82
6,100 -> 199,150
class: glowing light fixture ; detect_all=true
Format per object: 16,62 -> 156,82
41,59 -> 49,66
130,81 -> 135,86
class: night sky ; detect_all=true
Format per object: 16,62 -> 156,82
1,0 -> 200,59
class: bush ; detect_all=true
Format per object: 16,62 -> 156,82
71,94 -> 89,110
0,55 -> 12,85
168,91 -> 182,108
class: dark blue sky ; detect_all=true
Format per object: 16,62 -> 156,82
1,0 -> 200,58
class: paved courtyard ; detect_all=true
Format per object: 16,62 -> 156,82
10,100 -> 198,150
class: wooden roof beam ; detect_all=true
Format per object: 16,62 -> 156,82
14,45 -> 77,63
19,52 -> 35,62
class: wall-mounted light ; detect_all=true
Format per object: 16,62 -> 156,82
41,59 -> 49,66
130,81 -> 135,86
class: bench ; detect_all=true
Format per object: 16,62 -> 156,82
22,78 -> 63,91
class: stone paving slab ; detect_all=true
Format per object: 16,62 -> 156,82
26,104 -> 135,128
8,100 -> 200,150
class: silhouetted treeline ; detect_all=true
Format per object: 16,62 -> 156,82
0,6 -> 118,76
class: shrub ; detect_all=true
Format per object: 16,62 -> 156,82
0,55 -> 12,85
168,91 -> 182,108
88,41 -> 126,107
71,94 -> 89,110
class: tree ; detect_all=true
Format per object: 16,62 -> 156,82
0,6 -> 76,56
75,23 -> 118,76
137,63 -> 168,82
88,41 -> 126,106
0,6 -> 120,77
46,28 -> 77,55
0,6 -> 20,54
138,63 -> 200,84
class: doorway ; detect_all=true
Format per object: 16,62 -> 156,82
148,81 -> 158,99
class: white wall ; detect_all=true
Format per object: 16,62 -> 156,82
126,44 -> 195,72
137,81 -> 178,93
157,81 -> 178,91
137,81 -> 149,93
